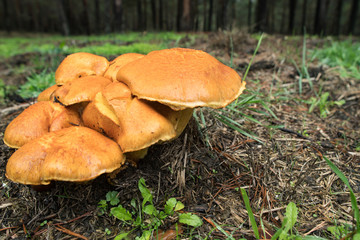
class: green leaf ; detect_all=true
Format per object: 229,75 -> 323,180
178,213 -> 203,228
353,233 -> 360,240
283,202 -> 298,233
143,204 -> 157,216
106,191 -> 120,206
98,199 -> 108,209
138,230 -> 151,240
114,232 -> 130,240
174,201 -> 185,212
164,198 -> 177,215
111,205 -> 133,222
138,178 -> 153,207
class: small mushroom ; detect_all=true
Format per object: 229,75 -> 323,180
104,53 -> 144,82
5,126 -> 125,185
117,48 -> 246,110
3,101 -> 81,148
55,52 -> 109,85
37,84 -> 59,102
53,76 -> 112,106
82,82 -> 192,154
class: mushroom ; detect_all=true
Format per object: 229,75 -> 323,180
53,76 -> 112,106
5,126 -> 125,185
55,52 -> 109,85
3,101 -> 81,148
104,53 -> 144,82
37,84 -> 59,102
82,82 -> 181,153
116,48 -> 246,110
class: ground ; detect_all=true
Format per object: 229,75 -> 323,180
0,32 -> 359,239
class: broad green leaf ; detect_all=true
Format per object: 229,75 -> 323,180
106,191 -> 120,206
138,230 -> 151,240
115,232 -> 130,240
138,178 -> 153,206
353,233 -> 360,240
164,198 -> 177,215
179,213 -> 203,227
144,204 -> 157,216
111,205 -> 133,221
283,202 -> 298,233
174,201 -> 185,211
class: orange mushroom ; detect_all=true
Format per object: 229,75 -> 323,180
55,52 -> 109,85
104,53 -> 144,82
6,126 -> 125,185
117,48 -> 246,110
53,76 -> 112,106
3,101 -> 81,148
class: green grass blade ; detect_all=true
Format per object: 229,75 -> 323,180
213,113 -> 263,143
242,33 -> 264,83
241,188 -> 260,239
324,156 -> 360,231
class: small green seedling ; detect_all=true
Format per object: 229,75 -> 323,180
306,92 -> 345,118
98,177 -> 202,240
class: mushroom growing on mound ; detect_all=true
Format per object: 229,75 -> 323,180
3,48 -> 245,186
6,127 -> 125,185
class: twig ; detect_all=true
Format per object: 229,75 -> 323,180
53,211 -> 92,226
278,128 -> 310,140
0,226 -> 19,232
54,225 -> 88,240
0,103 -> 32,117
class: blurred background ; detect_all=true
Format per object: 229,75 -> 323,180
1,0 -> 359,36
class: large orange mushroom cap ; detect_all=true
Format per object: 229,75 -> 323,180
53,76 -> 112,106
3,101 -> 81,148
5,126 -> 125,185
116,48 -> 246,110
55,52 -> 109,85
104,53 -> 144,82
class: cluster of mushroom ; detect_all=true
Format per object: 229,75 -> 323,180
3,48 -> 246,186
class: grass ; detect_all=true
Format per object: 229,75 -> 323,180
0,32 -> 187,58
311,39 -> 360,79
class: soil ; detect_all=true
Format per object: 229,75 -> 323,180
0,32 -> 359,240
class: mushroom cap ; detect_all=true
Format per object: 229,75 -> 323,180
104,53 -> 144,81
3,101 -> 81,148
53,76 -> 112,106
37,85 -> 59,102
55,52 -> 109,85
82,82 -> 182,153
116,48 -> 246,110
5,126 -> 125,185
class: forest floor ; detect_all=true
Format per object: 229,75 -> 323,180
0,32 -> 359,239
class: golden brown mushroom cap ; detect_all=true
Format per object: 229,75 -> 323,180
3,101 -> 81,148
82,82 -> 182,153
104,53 -> 144,82
116,48 -> 246,110
53,76 -> 112,106
55,52 -> 109,85
5,126 -> 125,185
37,85 -> 59,102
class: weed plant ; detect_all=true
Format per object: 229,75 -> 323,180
98,178 -> 202,240
18,70 -> 55,99
311,40 -> 360,79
